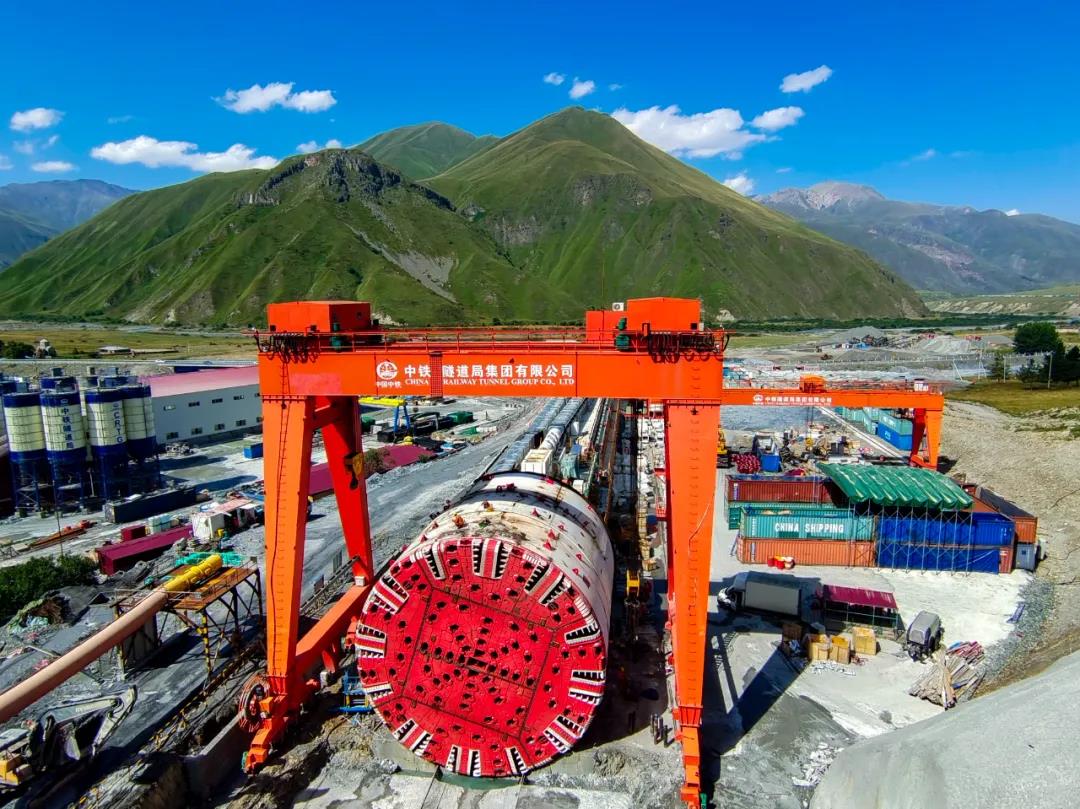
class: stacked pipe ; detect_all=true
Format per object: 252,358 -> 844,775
357,472 -> 613,777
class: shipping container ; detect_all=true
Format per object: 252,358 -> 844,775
97,523 -> 193,575
964,485 -> 1038,543
875,423 -> 914,451
877,512 -> 1014,547
741,506 -> 874,540
727,500 -> 832,529
878,413 -> 914,436
105,486 -> 199,523
999,545 -> 1015,574
726,475 -> 834,504
876,543 -> 1001,574
736,537 -> 875,567
243,442 -> 264,459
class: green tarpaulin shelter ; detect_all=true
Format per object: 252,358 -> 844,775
818,464 -> 972,510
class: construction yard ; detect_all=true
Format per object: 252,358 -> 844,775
0,314 -> 1075,809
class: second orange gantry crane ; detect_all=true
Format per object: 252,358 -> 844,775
243,297 -> 944,807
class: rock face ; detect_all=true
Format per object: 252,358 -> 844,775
811,649 -> 1080,809
759,182 -> 1080,294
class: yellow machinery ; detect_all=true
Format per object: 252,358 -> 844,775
716,421 -> 731,468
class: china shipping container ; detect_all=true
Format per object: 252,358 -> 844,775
876,542 -> 1001,574
963,484 -> 1038,543
741,507 -> 875,541
876,512 -> 1014,547
726,475 -> 835,504
727,500 -> 837,530
736,537 -> 876,567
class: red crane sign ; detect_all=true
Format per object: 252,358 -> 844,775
245,297 -> 943,806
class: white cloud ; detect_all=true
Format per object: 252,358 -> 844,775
32,160 -> 75,173
10,107 -> 63,132
611,104 -> 767,158
217,82 -> 337,114
0,155 -> 12,170
569,79 -> 596,99
722,173 -> 755,195
776,167 -> 792,174
911,148 -> 937,161
1005,208 -> 1021,216
297,138 -> 343,154
91,135 -> 278,172
107,114 -> 134,124
780,65 -> 833,94
609,83 -> 623,91
543,72 -> 566,86
751,106 -> 804,131
13,134 -> 59,156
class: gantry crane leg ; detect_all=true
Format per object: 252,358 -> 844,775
246,394 -> 378,769
663,402 -> 720,807
910,407 -> 943,469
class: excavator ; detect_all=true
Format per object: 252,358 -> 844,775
716,420 -> 732,468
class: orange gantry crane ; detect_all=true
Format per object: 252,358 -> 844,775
244,297 -> 944,807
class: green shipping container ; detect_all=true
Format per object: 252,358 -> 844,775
740,506 -> 874,540
727,501 -> 829,529
878,413 -> 914,435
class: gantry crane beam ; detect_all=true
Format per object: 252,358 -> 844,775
246,297 -> 945,807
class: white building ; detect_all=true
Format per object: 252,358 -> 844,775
145,367 -> 261,445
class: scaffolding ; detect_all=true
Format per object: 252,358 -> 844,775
115,564 -> 263,679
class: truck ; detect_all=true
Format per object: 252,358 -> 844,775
721,571 -> 802,618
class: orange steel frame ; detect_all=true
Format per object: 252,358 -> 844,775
248,297 -> 944,807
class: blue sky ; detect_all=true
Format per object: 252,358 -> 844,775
2,0 -> 1078,221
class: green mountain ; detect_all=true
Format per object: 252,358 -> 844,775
0,179 -> 133,268
357,123 -> 498,180
759,181 -> 1080,294
423,109 -> 925,321
0,109 -> 927,326
0,152 -> 572,325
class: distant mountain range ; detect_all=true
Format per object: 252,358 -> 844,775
0,180 -> 133,268
0,110 -> 925,325
758,181 -> 1080,294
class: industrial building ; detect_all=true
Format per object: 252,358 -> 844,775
144,366 -> 260,445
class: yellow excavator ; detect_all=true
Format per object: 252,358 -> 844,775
716,420 -> 732,468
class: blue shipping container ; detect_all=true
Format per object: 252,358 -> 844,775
878,413 -> 914,436
875,423 -> 914,451
243,442 -> 264,459
876,543 -> 1001,574
877,512 -> 1013,547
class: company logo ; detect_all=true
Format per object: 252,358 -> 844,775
752,393 -> 764,404
376,361 -> 399,381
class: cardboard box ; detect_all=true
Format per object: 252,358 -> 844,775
829,635 -> 851,664
810,642 -> 831,662
852,626 -> 878,656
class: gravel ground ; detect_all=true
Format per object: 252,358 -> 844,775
941,401 -> 1080,687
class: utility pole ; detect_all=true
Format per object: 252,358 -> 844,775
1047,351 -> 1053,390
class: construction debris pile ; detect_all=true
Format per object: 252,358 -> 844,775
908,641 -> 985,708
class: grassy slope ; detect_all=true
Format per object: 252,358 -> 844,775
428,108 -> 926,321
948,380 -> 1080,415
0,152 -> 576,326
358,123 -> 499,180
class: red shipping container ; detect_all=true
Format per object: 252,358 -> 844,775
999,545 -> 1015,574
727,475 -> 834,505
120,524 -> 148,542
737,537 -> 875,567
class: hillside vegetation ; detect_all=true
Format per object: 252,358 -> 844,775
0,109 -> 927,326
358,122 -> 498,180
